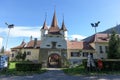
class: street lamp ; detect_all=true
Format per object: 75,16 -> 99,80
5,23 -> 14,50
91,21 -> 100,34
91,21 -> 100,41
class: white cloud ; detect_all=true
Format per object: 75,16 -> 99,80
0,26 -> 41,38
0,26 -> 86,41
69,34 -> 86,40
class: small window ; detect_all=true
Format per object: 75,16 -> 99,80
12,53 -> 14,57
105,46 -> 108,53
83,52 -> 88,57
99,46 -> 103,53
71,52 -> 80,57
52,42 -> 56,49
27,51 -> 31,55
46,45 -> 50,47
58,45 -> 61,47
73,61 -> 78,64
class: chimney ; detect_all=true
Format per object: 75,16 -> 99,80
34,38 -> 37,48
75,38 -> 78,41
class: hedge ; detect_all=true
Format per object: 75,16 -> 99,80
102,59 -> 120,71
83,59 -> 120,71
16,62 -> 42,71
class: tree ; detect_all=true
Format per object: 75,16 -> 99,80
0,46 -> 4,53
15,51 -> 22,61
116,35 -> 120,58
15,51 -> 27,61
108,30 -> 120,59
21,51 -> 26,61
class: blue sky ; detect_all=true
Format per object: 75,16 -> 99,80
0,0 -> 120,50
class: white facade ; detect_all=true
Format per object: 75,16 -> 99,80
0,37 -> 3,50
40,34 -> 67,49
95,42 -> 108,59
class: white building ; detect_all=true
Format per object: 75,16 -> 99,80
0,37 -> 3,51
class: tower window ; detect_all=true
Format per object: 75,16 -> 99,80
52,42 -> 56,49
46,45 -> 50,47
58,45 -> 61,47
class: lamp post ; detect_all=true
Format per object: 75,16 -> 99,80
91,21 -> 100,60
91,21 -> 100,41
5,23 -> 14,50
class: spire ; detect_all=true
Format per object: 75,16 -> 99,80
61,16 -> 67,31
41,13 -> 48,30
49,10 -> 60,33
51,10 -> 58,27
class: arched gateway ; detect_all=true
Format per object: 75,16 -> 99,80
48,54 -> 61,68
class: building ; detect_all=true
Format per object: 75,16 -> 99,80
0,37 -> 3,52
11,11 -> 108,68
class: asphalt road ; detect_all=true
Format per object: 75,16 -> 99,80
0,69 -> 120,80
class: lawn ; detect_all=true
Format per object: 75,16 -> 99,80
0,61 -> 46,76
9,62 -> 16,69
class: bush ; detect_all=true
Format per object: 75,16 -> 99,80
83,59 -> 120,71
102,59 -> 120,71
16,62 -> 42,71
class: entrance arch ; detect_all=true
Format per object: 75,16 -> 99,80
48,54 -> 61,68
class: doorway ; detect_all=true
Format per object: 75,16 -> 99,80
48,54 -> 61,68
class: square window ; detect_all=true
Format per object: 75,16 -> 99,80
71,52 -> 80,57
27,51 -> 31,55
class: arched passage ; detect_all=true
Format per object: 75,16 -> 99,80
48,54 -> 61,68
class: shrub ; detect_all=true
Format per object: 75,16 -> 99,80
102,59 -> 120,71
16,62 -> 42,71
83,59 -> 120,71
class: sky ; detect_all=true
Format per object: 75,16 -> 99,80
0,0 -> 120,50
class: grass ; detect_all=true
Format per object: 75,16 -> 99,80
0,61 -> 47,76
63,65 -> 120,76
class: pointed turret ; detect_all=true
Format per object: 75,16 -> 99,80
41,19 -> 48,30
41,18 -> 48,40
49,11 -> 60,33
61,19 -> 67,31
60,18 -> 68,40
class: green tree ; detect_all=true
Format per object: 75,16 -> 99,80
0,46 -> 4,53
116,35 -> 120,58
15,51 -> 22,61
108,30 -> 120,59
21,51 -> 26,61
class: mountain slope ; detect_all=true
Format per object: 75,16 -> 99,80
100,24 -> 120,34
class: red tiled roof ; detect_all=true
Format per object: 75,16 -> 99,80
25,40 -> 41,48
11,41 -> 26,49
96,34 -> 109,42
67,41 -> 94,50
92,34 -> 109,43
11,40 -> 41,49
84,33 -> 109,43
